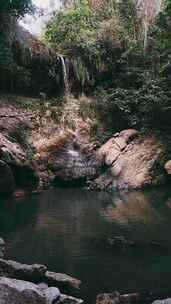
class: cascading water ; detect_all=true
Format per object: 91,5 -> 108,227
60,55 -> 70,96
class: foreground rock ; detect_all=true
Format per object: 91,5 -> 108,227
0,259 -> 47,281
95,129 -> 168,190
45,271 -> 81,291
96,292 -> 171,304
96,292 -> 140,304
0,258 -> 81,292
0,277 -> 46,304
0,277 -> 83,304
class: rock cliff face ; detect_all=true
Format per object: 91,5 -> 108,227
0,14 -> 63,96
0,98 -> 170,196
94,129 -> 169,190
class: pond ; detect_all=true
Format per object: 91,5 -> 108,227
1,187 -> 171,303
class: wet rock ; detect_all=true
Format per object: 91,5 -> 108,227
0,160 -> 15,196
0,277 -> 46,304
57,294 -> 83,304
0,259 -> 81,293
43,287 -> 60,304
0,239 -> 6,258
45,271 -> 81,291
94,130 -> 168,190
0,259 -> 47,281
96,292 -> 120,304
51,146 -> 100,187
96,291 -> 171,304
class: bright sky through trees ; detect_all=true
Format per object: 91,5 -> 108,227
20,0 -> 60,35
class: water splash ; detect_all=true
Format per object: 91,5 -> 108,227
60,55 -> 70,96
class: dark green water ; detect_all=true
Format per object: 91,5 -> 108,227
1,188 -> 171,303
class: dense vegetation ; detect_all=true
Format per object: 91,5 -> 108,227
0,0 -> 62,96
1,0 -> 171,132
0,0 -> 32,94
45,0 -> 171,132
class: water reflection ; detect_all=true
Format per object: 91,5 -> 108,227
100,191 -> 162,225
1,188 -> 171,303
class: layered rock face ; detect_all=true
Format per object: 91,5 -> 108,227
0,105 -> 39,196
0,97 -> 171,195
94,129 -> 169,190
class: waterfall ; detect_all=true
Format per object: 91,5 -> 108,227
60,55 -> 70,96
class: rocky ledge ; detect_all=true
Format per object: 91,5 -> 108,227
0,239 -> 83,304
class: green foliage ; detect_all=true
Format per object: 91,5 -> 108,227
94,79 -> 171,133
45,0 -> 141,91
45,0 -> 94,50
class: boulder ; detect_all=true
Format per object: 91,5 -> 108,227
0,277 -> 46,304
0,238 -> 6,258
45,271 -> 81,291
43,287 -> 60,304
96,292 -> 120,304
0,259 -> 81,292
0,277 -> 83,304
0,259 -> 47,281
165,160 -> 171,175
0,160 -> 15,196
94,130 -> 168,190
50,145 -> 100,187
57,294 -> 83,304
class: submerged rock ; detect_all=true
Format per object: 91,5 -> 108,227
94,129 -> 168,190
57,294 -> 83,304
0,239 -> 6,258
96,292 -> 120,304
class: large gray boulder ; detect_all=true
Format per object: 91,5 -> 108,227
0,277 -> 46,304
94,129 -> 168,190
0,277 -> 83,304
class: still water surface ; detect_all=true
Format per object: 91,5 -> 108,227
1,188 -> 171,303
